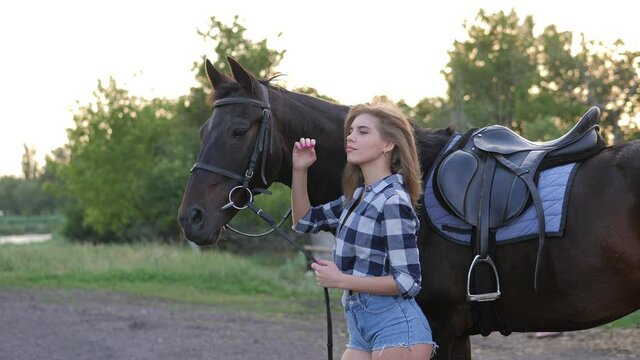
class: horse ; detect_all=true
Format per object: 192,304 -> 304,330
178,57 -> 640,360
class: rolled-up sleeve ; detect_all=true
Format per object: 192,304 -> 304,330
380,195 -> 422,298
292,195 -> 345,234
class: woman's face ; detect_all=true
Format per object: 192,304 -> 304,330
345,113 -> 390,166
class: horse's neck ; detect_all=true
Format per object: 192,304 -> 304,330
271,90 -> 349,204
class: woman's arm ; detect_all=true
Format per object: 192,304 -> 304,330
311,259 -> 401,296
341,273 -> 401,296
291,168 -> 311,225
291,138 -> 316,224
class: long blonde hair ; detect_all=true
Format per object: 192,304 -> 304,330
342,101 -> 422,208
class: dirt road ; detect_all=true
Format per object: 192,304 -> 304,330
0,288 -> 637,360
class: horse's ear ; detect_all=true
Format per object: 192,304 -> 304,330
227,56 -> 259,93
205,59 -> 232,89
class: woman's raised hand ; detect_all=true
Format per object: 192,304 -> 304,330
292,138 -> 317,170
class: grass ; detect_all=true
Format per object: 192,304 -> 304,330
604,310 -> 640,329
0,236 -> 343,316
0,214 -> 64,235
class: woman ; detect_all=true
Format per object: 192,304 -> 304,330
291,102 -> 436,360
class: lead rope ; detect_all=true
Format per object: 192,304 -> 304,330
245,202 -> 333,360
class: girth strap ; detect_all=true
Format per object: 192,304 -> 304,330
494,153 -> 547,291
478,157 -> 496,259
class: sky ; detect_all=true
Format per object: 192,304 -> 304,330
1,0 -> 638,177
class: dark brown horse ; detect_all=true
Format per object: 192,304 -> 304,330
178,57 -> 640,360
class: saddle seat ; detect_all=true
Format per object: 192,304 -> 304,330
474,106 -> 601,156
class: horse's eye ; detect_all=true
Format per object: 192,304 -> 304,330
232,128 -> 249,137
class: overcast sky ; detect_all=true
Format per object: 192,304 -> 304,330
1,0 -> 638,176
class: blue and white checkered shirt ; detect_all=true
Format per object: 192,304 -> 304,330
292,173 -> 422,298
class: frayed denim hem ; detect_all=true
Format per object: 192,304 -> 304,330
372,341 -> 439,358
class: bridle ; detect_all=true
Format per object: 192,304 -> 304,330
191,84 -> 275,215
189,82 -> 334,360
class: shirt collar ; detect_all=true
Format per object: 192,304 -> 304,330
362,173 -> 404,195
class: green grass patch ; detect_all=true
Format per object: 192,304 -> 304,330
604,310 -> 640,329
0,238 -> 342,315
0,214 -> 64,235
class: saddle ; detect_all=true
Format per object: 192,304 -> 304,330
435,107 -> 605,301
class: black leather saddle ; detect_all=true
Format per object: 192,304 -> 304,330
435,107 -> 605,301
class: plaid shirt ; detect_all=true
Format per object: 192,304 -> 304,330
293,173 -> 422,298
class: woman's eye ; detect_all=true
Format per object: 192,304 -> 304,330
232,128 -> 249,137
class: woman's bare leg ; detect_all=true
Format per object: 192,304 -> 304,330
373,344 -> 433,360
341,348 -> 372,360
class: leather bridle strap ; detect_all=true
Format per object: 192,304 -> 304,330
189,162 -> 243,183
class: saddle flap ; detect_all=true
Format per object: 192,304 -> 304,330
436,149 -> 532,228
436,150 -> 479,224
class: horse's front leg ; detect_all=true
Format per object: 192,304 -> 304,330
450,336 -> 471,360
429,304 -> 473,360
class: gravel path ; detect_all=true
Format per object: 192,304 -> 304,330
0,288 -> 637,360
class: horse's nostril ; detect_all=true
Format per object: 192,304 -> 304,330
189,207 -> 204,229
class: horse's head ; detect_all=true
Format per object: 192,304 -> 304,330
178,57 -> 284,245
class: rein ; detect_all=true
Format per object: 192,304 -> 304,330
190,83 -> 334,360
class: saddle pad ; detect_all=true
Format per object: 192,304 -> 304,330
424,134 -> 579,245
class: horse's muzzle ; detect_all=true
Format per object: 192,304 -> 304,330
178,206 -> 221,245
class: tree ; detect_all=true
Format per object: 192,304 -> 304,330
444,10 -> 539,133
50,79 -> 193,241
21,144 -> 39,180
196,15 -> 285,83
572,38 -> 639,144
441,9 -> 640,142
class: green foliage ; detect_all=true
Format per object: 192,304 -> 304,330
446,10 -> 539,132
440,9 -> 640,142
196,15 -> 285,81
0,176 -> 57,216
50,79 -> 194,242
179,16 -> 286,129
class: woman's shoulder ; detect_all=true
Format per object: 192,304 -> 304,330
381,184 -> 412,206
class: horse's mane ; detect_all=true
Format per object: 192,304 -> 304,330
414,125 -> 456,173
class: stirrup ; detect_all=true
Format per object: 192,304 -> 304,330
467,255 -> 502,302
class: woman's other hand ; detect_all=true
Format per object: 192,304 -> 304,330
311,259 -> 345,289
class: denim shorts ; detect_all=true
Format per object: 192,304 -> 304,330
342,292 -> 437,353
